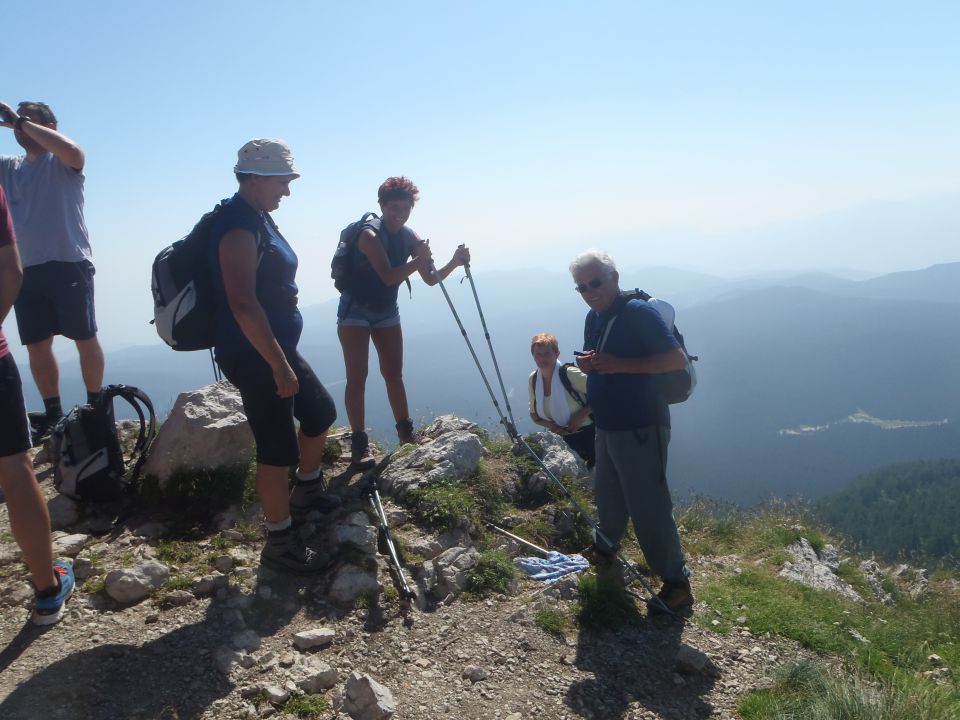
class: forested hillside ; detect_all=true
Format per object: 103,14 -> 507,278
814,459 -> 960,566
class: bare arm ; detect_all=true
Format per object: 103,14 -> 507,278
419,243 -> 470,286
0,103 -> 84,170
219,229 -> 298,398
356,229 -> 425,286
0,244 -> 23,325
589,347 -> 688,375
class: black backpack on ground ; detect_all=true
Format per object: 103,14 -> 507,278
49,385 -> 157,502
151,201 -> 271,351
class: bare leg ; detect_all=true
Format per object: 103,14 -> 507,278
371,323 -> 408,423
0,452 -> 56,592
297,429 -> 328,475
256,463 -> 292,524
337,325 -> 371,433
75,335 -> 105,393
25,337 -> 59,400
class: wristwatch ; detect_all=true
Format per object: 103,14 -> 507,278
15,116 -> 31,131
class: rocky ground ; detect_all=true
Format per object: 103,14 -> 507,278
0,415 -> 820,720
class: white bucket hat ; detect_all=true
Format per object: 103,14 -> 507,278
234,139 -> 300,177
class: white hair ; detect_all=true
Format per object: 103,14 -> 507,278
569,249 -> 617,277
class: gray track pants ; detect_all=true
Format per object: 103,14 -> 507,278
593,426 -> 689,583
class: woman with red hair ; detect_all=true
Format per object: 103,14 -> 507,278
337,176 -> 469,467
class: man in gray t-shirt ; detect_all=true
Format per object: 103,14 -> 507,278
0,101 -> 105,441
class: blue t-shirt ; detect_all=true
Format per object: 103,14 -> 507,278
583,297 -> 680,430
208,193 -> 302,357
0,153 -> 91,267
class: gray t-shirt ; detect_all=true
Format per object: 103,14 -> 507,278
0,152 -> 92,267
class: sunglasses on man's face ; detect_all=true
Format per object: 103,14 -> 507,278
574,276 -> 607,294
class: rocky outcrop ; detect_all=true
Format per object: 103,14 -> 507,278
379,418 -> 484,498
779,538 -> 863,603
142,381 -> 254,487
520,431 -> 586,495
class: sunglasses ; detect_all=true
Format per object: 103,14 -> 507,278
574,276 -> 608,294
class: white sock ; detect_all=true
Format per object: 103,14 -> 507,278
295,468 -> 322,484
265,516 -> 292,533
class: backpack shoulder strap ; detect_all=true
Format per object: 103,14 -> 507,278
102,384 -> 157,479
559,363 -> 587,408
529,369 -> 537,396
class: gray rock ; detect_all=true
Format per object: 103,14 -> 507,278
105,561 -> 170,604
262,685 -> 289,704
297,662 -> 339,694
142,381 -> 255,487
676,644 -> 711,675
292,627 -> 336,651
330,565 -> 382,604
47,494 -> 80,530
462,665 -> 489,682
379,428 -> 484,498
193,572 -> 229,597
0,543 -> 23,567
335,512 -> 378,555
3,581 -> 34,607
51,532 -> 90,557
858,560 -> 894,605
401,533 -> 444,560
434,546 -> 480,598
165,589 -> 195,606
437,527 -> 473,551
524,431 -> 586,487
232,629 -> 261,651
344,671 -> 396,720
819,544 -> 841,573
779,538 -> 863,603
215,646 -> 245,676
420,415 -> 481,439
213,555 -> 235,573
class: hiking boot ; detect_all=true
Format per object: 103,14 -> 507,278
348,431 -> 376,470
289,476 -> 342,520
396,418 -> 416,446
32,560 -> 75,626
29,411 -> 61,448
580,543 -> 617,567
647,578 -> 694,616
260,529 -> 328,574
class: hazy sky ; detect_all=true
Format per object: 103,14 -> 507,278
2,1 -> 958,354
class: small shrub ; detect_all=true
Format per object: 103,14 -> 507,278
406,478 -> 479,532
83,577 -> 106,594
466,550 -> 516,597
163,576 -> 193,591
282,694 -> 329,719
354,589 -> 378,609
534,607 -> 570,636
157,540 -> 199,565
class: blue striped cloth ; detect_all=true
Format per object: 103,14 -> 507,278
515,551 -> 590,583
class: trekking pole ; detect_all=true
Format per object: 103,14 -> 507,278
462,264 -> 517,428
362,476 -> 417,602
487,523 -> 551,556
430,264 -> 518,437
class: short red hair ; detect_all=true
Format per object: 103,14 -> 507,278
378,176 -> 420,205
530,333 -> 559,355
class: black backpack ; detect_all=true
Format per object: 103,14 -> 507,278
49,385 -> 156,502
589,289 -> 698,405
152,201 -> 271,351
331,212 -> 381,293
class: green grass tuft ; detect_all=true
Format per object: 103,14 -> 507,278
282,694 -> 329,719
466,549 -> 517,597
534,606 -> 570,636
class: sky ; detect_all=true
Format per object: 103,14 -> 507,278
1,1 -> 958,355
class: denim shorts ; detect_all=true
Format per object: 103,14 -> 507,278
14,260 -> 98,344
336,294 -> 400,329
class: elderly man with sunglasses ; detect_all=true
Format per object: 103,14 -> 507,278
571,250 -> 693,614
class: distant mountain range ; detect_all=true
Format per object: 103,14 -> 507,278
20,261 -> 960,506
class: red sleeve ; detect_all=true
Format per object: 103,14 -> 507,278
0,185 -> 14,249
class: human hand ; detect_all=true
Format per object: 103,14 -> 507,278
590,352 -> 623,374
0,102 -> 18,128
453,244 -> 470,267
414,239 -> 434,272
272,361 -> 299,398
574,350 -> 596,373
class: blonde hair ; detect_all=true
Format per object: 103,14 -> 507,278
530,333 -> 559,355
